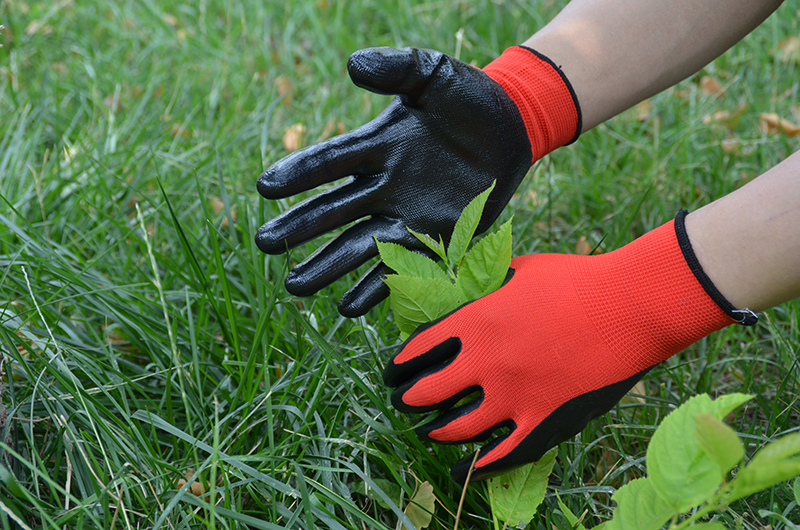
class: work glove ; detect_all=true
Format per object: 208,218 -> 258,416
256,46 -> 581,317
383,211 -> 758,482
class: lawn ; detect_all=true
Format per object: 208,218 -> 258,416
0,0 -> 799,528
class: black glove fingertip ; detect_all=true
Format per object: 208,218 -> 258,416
337,263 -> 390,317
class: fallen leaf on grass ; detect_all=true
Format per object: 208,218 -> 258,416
635,99 -> 652,121
759,113 -> 800,137
283,123 -> 306,152
25,20 -> 53,36
177,475 -> 205,496
700,75 -> 724,99
161,13 -> 179,27
402,481 -> 435,530
315,119 -> 346,143
701,104 -> 747,129
575,236 -> 592,256
776,36 -> 800,63
274,75 -> 294,108
721,139 -> 739,154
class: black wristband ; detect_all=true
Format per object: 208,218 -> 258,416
674,210 -> 758,326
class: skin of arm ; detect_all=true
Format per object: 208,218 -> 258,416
524,0 -> 798,312
525,0 -> 784,130
686,151 -> 800,312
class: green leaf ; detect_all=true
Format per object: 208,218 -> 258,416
686,524 -> 727,529
729,432 -> 800,502
384,275 -> 465,339
362,478 -> 402,511
604,478 -> 674,530
402,481 -> 436,530
408,228 -> 448,263
556,494 -> 587,530
647,393 -> 753,512
456,218 -> 512,301
376,239 -> 447,280
488,447 -> 557,527
694,413 -> 745,475
794,477 -> 800,505
447,181 -> 496,269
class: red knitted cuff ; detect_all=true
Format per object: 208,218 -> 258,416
483,46 -> 581,162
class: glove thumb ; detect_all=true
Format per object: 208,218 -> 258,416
347,47 -> 446,100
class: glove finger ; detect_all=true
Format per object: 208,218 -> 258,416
347,47 -> 446,100
255,176 -> 384,255
256,108 -> 399,200
337,261 -> 390,317
450,425 -> 533,484
415,393 -> 512,445
389,343 -> 480,414
382,303 -> 470,388
283,216 -> 406,296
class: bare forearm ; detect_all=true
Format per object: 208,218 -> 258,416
685,150 -> 800,312
524,0 -> 783,130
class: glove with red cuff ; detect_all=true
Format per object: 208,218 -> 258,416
383,211 -> 757,483
256,46 -> 581,317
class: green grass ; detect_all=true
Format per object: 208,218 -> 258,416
1,0 -> 799,528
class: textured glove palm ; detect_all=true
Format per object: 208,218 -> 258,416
383,214 -> 747,483
256,46 -> 574,317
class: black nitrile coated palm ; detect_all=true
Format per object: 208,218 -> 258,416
256,47 -> 531,317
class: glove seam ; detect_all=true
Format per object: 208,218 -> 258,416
674,209 -> 758,326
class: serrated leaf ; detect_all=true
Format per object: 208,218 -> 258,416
488,447 -> 556,527
384,275 -> 465,339
402,481 -> 435,530
408,228 -> 448,263
556,494 -> 587,530
447,181 -> 496,269
647,393 -> 753,512
694,413 -> 745,475
457,218 -> 512,301
729,432 -> 800,502
376,240 -> 447,280
794,477 -> 800,505
604,478 -> 674,530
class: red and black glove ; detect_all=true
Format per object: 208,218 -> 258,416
383,211 -> 757,482
256,46 -> 581,317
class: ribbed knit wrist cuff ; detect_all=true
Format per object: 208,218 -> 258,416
674,210 -> 758,326
482,46 -> 581,162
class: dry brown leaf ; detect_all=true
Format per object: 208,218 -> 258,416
721,139 -> 739,154
672,88 -> 692,99
635,99 -> 652,121
777,36 -> 800,63
283,123 -> 307,152
759,112 -> 800,137
316,119 -> 346,143
575,236 -> 592,256
25,20 -> 53,35
161,13 -> 178,27
169,123 -> 190,138
210,197 -> 225,215
700,75 -> 724,99
221,207 -> 238,229
702,104 -> 748,129
177,477 -> 205,496
274,75 -> 294,108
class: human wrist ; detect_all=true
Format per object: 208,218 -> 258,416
482,46 -> 581,162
